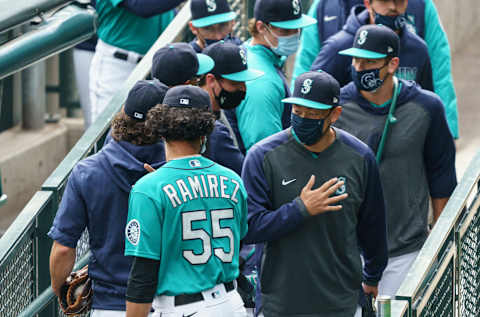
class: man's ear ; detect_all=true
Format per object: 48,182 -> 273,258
329,106 -> 343,124
188,21 -> 199,36
388,57 -> 400,75
256,20 -> 267,35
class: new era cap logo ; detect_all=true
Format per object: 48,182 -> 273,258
180,98 -> 190,105
206,0 -> 216,12
292,0 -> 300,15
357,30 -> 368,45
301,79 -> 313,94
333,97 -> 338,104
133,112 -> 144,119
387,46 -> 393,53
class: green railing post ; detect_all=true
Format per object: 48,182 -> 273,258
59,49 -> 80,118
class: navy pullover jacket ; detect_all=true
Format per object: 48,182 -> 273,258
337,79 -> 457,256
48,140 -> 165,310
242,128 -> 388,316
311,5 -> 433,91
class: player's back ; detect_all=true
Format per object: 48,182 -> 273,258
125,155 -> 248,296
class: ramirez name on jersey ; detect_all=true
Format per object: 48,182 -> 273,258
162,174 -> 242,208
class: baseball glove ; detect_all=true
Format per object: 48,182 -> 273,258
58,265 -> 92,315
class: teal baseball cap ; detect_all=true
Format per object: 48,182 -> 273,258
203,41 -> 264,82
191,0 -> 237,28
254,0 -> 317,29
339,24 -> 400,59
282,71 -> 340,110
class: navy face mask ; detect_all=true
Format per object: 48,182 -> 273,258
291,112 -> 329,146
374,11 -> 407,31
351,63 -> 389,92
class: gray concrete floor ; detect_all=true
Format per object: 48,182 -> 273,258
452,31 -> 480,178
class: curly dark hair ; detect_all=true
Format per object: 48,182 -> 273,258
146,104 -> 216,142
110,110 -> 159,145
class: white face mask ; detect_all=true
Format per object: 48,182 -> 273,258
264,26 -> 300,56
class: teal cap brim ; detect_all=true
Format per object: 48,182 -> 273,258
282,97 -> 333,110
222,69 -> 265,82
270,14 -> 317,29
196,53 -> 215,75
191,12 -> 237,28
338,47 -> 386,59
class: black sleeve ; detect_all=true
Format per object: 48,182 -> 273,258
119,0 -> 185,18
126,257 -> 160,303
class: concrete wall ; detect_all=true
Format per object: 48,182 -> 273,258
434,0 -> 480,53
0,118 -> 84,234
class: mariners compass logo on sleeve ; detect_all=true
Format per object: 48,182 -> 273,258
126,219 -> 141,245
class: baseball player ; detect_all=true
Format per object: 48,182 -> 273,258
48,79 -> 168,316
188,0 -> 243,53
228,0 -> 317,152
335,24 -> 457,296
125,85 -> 248,317
293,0 -> 459,138
201,41 -> 264,162
241,70 -> 388,317
89,0 -> 183,124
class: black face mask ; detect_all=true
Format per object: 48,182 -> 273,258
214,83 -> 246,110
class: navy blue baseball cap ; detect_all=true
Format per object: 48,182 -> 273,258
203,41 -> 264,82
282,70 -> 340,110
254,0 -> 316,29
124,79 -> 168,121
151,43 -> 214,86
339,24 -> 400,59
191,0 -> 237,28
163,85 -> 211,110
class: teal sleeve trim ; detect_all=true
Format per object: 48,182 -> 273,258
424,0 -> 459,138
291,0 -> 321,88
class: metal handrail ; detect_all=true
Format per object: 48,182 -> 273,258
0,0 -> 73,33
0,4 -> 97,80
395,150 -> 480,315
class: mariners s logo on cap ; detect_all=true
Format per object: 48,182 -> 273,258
301,79 -> 313,95
357,30 -> 368,45
239,48 -> 247,65
206,0 -> 216,12
292,0 -> 300,15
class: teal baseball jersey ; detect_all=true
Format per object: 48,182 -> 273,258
125,156 -> 248,296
